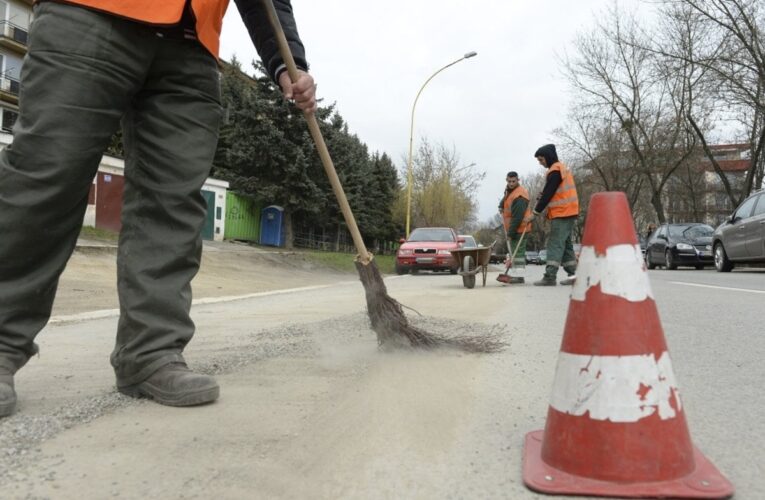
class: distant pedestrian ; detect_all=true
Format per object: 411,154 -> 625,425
0,0 -> 317,419
498,171 -> 532,284
528,144 -> 579,286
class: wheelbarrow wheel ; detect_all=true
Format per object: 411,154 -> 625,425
462,255 -> 476,289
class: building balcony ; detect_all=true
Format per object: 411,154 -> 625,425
0,74 -> 20,104
0,21 -> 29,54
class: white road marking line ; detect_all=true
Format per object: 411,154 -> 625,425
549,352 -> 682,422
572,244 -> 653,302
48,280 -> 360,325
670,281 -> 765,294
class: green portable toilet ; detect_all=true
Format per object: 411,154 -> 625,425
224,192 -> 261,241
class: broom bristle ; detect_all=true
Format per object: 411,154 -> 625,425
354,260 -> 505,353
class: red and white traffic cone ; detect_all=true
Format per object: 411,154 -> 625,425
522,192 -> 733,498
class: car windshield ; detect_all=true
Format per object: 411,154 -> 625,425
408,228 -> 455,242
669,224 -> 713,239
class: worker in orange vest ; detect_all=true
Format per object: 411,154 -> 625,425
529,144 -> 579,286
497,171 -> 533,284
0,0 -> 316,418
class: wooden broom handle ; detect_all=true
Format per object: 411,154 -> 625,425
262,0 -> 372,263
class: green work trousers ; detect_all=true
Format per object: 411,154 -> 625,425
507,233 -> 527,278
544,216 -> 578,280
0,2 -> 222,385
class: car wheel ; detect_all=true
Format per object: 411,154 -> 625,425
714,243 -> 734,272
645,253 -> 656,270
664,250 -> 677,270
395,264 -> 408,275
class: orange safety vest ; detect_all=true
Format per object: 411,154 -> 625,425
62,0 -> 229,57
503,185 -> 532,234
546,162 -> 579,219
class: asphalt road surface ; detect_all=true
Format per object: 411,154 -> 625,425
1,263 -> 763,499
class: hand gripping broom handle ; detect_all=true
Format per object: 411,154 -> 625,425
263,0 -> 372,264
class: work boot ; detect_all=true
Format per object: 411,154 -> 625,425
560,275 -> 577,286
0,367 -> 16,418
508,277 -> 525,284
533,276 -> 556,286
118,362 -> 219,407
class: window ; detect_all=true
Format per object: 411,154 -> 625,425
752,195 -> 765,217
734,195 -> 758,221
1,108 -> 17,132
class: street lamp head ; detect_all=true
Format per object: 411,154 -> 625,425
464,51 -> 478,59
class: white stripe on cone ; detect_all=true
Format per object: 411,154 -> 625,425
572,244 -> 652,302
549,352 -> 682,422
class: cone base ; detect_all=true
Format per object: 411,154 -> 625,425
522,431 -> 733,499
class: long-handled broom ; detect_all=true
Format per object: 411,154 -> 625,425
497,230 -> 527,284
263,0 -> 503,352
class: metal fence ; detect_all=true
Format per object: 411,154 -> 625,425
292,228 -> 398,255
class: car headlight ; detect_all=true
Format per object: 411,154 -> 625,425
437,249 -> 452,255
676,243 -> 693,250
398,249 -> 413,256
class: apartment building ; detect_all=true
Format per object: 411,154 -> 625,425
0,0 -> 31,133
666,143 -> 752,227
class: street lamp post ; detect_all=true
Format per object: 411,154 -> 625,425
405,51 -> 477,237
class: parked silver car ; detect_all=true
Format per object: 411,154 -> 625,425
712,189 -> 765,272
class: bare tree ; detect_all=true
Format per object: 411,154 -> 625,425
562,5 -> 697,223
658,0 -> 765,201
554,108 -> 649,224
403,138 -> 485,230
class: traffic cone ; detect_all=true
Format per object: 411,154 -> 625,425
522,192 -> 733,498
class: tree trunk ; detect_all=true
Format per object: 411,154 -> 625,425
651,191 -> 667,224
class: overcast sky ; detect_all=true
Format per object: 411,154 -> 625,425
219,0 -> 621,223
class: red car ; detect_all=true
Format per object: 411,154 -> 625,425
395,227 -> 463,275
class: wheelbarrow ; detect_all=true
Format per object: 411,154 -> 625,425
449,243 -> 494,289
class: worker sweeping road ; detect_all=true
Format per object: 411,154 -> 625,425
528,144 -> 579,286
497,171 -> 533,284
0,0 -> 317,419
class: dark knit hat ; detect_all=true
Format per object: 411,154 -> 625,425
534,144 -> 559,167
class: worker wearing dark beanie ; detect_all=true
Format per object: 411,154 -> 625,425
528,144 -> 579,286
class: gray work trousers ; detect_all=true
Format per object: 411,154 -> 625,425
0,2 -> 222,385
543,216 -> 578,280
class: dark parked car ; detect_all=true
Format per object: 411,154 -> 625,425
526,250 -> 540,264
490,240 -> 508,264
712,189 -> 765,272
395,227 -> 462,275
645,223 -> 714,270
